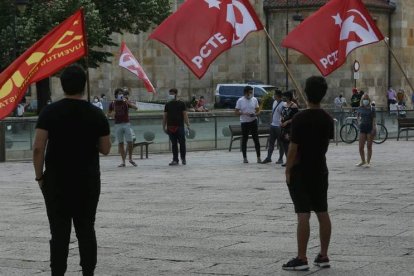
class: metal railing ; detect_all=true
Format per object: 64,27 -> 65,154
1,108 -> 413,161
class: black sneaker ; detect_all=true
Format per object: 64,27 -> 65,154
261,158 -> 272,164
313,254 -> 330,268
169,160 -> 179,166
282,257 -> 309,271
181,159 -> 186,165
275,159 -> 283,164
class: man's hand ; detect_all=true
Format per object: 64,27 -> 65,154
285,170 -> 290,186
37,179 -> 44,189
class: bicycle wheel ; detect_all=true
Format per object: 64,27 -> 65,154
340,123 -> 358,143
373,123 -> 388,144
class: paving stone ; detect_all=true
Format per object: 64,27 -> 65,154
0,141 -> 413,275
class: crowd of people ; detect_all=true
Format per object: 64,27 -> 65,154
30,63 -> 414,274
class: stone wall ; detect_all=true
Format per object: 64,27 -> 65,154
46,0 -> 413,109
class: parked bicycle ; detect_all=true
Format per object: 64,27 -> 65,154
340,116 -> 388,144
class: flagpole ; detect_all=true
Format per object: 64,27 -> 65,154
383,38 -> 414,93
80,7 -> 91,102
263,28 -> 306,104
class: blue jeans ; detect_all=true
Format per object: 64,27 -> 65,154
168,126 -> 186,162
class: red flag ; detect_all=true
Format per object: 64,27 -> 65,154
149,0 -> 263,79
282,0 -> 384,76
119,42 -> 156,93
0,9 -> 87,120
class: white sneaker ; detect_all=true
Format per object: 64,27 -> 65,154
356,161 -> 366,167
364,163 -> 371,168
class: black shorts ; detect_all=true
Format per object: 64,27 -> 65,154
288,166 -> 329,213
360,123 -> 373,134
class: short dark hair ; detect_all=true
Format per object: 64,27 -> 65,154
282,90 -> 293,101
114,88 -> 123,97
244,86 -> 253,94
169,88 -> 178,95
274,88 -> 282,97
304,76 -> 328,104
60,64 -> 86,95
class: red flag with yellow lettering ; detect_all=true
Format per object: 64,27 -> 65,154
0,9 -> 87,120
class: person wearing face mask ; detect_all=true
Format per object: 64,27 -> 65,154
108,88 -> 138,167
356,94 -> 376,168
235,86 -> 261,163
280,90 -> 299,167
163,88 -> 190,165
92,96 -> 103,110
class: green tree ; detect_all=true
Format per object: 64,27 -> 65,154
0,0 -> 171,114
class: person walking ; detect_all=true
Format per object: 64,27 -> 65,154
280,90 -> 299,167
108,88 -> 138,167
387,86 -> 397,111
235,86 -> 261,163
261,89 -> 284,164
356,94 -> 376,168
163,88 -> 190,165
283,76 -> 334,271
32,65 -> 111,276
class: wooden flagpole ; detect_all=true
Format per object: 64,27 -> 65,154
263,28 -> 306,104
80,7 -> 91,102
384,38 -> 414,93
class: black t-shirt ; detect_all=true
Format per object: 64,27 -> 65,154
164,100 -> 187,127
290,109 -> 334,173
36,98 -> 110,178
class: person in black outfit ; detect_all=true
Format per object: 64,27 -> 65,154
280,90 -> 299,166
163,88 -> 190,165
282,76 -> 334,271
32,65 -> 111,276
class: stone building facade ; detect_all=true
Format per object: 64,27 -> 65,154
50,0 -> 412,108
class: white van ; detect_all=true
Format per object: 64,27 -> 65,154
214,83 -> 277,108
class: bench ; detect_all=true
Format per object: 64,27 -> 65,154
133,141 -> 154,159
228,124 -> 270,151
397,118 -> 414,141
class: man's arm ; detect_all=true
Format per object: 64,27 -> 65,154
285,142 -> 298,186
99,135 -> 111,155
32,129 -> 48,187
183,111 -> 190,128
163,112 -> 168,133
235,108 -> 242,116
128,101 -> 138,110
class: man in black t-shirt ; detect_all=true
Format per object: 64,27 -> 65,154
33,65 -> 111,275
282,76 -> 334,271
163,88 -> 190,165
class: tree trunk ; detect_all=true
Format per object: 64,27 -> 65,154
36,77 -> 51,115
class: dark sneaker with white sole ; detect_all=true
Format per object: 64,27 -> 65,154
282,257 -> 309,271
313,254 -> 330,268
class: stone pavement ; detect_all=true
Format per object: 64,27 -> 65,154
0,141 -> 413,276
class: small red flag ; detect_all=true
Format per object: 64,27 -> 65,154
119,42 -> 156,93
149,0 -> 263,79
0,9 -> 87,120
282,0 -> 384,76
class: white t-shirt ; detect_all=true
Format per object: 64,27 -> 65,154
271,100 -> 284,127
235,96 -> 259,123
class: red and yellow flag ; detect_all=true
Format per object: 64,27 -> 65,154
0,9 -> 87,120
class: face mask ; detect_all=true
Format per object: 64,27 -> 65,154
117,94 -> 123,100
94,99 -> 98,103
245,95 -> 252,100
362,99 -> 369,106
167,94 -> 175,101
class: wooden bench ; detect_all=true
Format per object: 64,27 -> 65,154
397,118 -> 414,141
133,141 -> 154,159
228,124 -> 270,151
